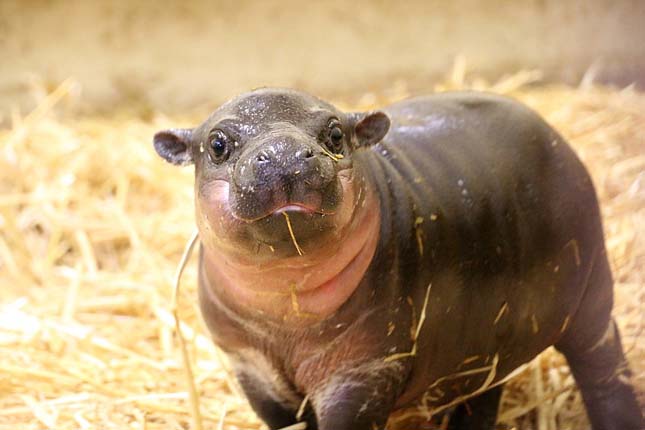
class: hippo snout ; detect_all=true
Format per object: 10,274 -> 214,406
248,140 -> 333,190
229,135 -> 340,221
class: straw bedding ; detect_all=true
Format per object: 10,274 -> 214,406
0,71 -> 643,429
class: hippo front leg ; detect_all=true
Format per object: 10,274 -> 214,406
236,371 -> 300,430
311,359 -> 409,430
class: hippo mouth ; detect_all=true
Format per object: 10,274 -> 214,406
275,204 -> 315,214
235,199 -> 337,222
228,175 -> 343,223
244,208 -> 337,256
273,203 -> 328,216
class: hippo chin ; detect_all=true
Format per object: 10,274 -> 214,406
153,88 -> 642,430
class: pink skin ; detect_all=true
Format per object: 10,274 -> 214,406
197,170 -> 381,322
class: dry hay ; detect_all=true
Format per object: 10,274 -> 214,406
0,68 -> 643,430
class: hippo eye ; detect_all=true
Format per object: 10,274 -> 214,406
327,119 -> 344,153
208,129 -> 230,162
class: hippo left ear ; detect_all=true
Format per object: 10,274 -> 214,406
153,128 -> 194,166
351,111 -> 390,147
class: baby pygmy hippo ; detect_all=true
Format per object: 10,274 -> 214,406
154,89 -> 642,430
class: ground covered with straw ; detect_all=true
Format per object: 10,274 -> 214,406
1,73 -> 643,430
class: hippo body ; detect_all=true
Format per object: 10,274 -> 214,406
154,90 -> 642,430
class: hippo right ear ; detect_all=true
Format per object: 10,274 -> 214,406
153,128 -> 194,166
351,111 -> 391,147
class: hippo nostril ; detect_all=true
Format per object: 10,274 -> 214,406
257,151 -> 270,163
303,148 -> 315,159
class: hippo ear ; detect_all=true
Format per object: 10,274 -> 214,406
352,111 -> 390,147
153,128 -> 194,166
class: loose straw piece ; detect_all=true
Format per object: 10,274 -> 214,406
384,283 -> 432,362
295,394 -> 310,421
171,230 -> 202,430
277,423 -> 308,430
283,212 -> 304,256
320,146 -> 343,162
6,78 -> 77,148
290,283 -> 301,314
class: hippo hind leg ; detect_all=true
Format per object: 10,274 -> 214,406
557,319 -> 642,430
447,385 -> 503,430
555,255 -> 642,430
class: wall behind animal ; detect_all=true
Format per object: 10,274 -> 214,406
1,0 -> 644,116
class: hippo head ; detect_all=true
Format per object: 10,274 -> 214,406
153,89 -> 389,319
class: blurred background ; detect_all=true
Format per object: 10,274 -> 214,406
2,0 -> 644,116
1,1 -> 643,430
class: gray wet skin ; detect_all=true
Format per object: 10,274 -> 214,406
154,89 -> 642,430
